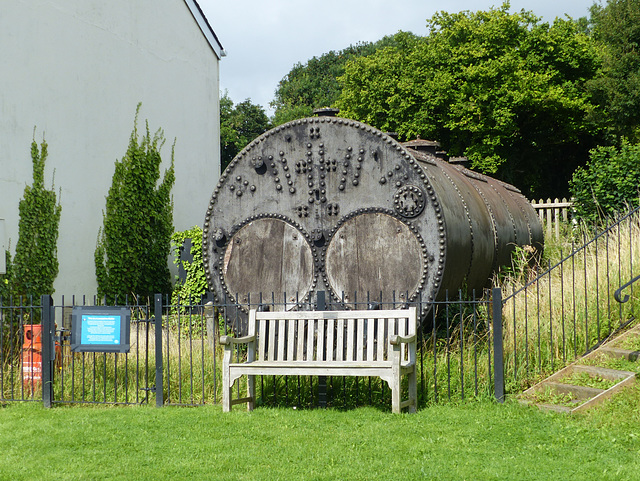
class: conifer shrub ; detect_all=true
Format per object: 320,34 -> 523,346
95,104 -> 175,302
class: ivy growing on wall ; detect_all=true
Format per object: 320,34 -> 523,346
9,134 -> 62,299
171,225 -> 207,309
95,104 -> 175,301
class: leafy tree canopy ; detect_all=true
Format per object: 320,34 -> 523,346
271,33 -> 422,126
587,0 -> 640,143
220,92 -> 270,172
337,3 -> 602,197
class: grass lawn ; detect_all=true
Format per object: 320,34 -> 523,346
2,386 -> 640,481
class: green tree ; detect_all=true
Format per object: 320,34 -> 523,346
220,92 -> 270,172
587,0 -> 640,143
569,140 -> 640,222
95,104 -> 175,301
10,135 -> 62,298
338,4 -> 602,197
271,34 -> 422,126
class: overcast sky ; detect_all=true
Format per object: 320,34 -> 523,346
199,0 -> 598,115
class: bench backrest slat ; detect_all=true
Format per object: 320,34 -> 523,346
287,319 -> 296,361
376,317 -> 385,362
326,318 -> 335,361
367,318 -> 375,362
248,308 -> 416,364
317,318 -> 325,361
306,318 -> 315,361
336,318 -> 345,361
296,319 -> 305,361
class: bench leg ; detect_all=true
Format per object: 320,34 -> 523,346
408,368 -> 417,413
391,370 -> 401,414
222,366 -> 232,412
247,374 -> 255,411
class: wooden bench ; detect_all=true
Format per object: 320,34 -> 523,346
220,307 -> 417,413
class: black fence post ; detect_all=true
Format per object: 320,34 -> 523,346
492,287 -> 505,403
154,294 -> 164,407
41,295 -> 54,408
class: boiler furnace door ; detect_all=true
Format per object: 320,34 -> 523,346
325,212 -> 425,306
223,218 -> 314,307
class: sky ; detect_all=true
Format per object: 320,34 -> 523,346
199,0 -> 598,115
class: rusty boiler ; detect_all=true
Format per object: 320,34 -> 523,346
203,113 -> 543,323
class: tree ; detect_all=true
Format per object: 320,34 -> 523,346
569,141 -> 640,222
587,0 -> 640,143
337,4 -> 602,197
11,134 -> 62,298
95,104 -> 175,301
271,34 -> 422,126
220,92 -> 270,172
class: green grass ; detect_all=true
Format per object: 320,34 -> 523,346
558,371 -> 619,390
526,385 -> 578,407
613,333 -> 640,351
579,352 -> 640,373
2,391 -> 640,481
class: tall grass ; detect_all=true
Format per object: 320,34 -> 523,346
51,312 -> 221,406
500,209 -> 640,392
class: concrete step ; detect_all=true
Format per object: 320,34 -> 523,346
519,323 -> 640,414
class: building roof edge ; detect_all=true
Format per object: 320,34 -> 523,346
184,0 -> 225,59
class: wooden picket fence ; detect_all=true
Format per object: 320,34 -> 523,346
530,198 -> 573,240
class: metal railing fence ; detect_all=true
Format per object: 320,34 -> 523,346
2,289 -> 501,408
4,206 -> 637,408
499,205 -> 640,392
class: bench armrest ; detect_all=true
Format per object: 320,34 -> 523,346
220,334 -> 256,346
389,334 -> 416,346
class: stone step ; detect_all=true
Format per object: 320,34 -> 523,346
543,382 -> 604,401
519,323 -> 640,414
598,346 -> 640,361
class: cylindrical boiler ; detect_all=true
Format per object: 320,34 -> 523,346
203,116 -> 543,323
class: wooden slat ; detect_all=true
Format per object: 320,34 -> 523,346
255,309 -> 408,321
377,318 -> 385,361
346,318 -> 355,361
267,319 -> 276,362
287,319 -> 295,361
356,318 -> 364,361
326,318 -> 335,361
296,319 -> 305,361
306,318 -> 315,361
367,318 -> 375,361
277,319 -> 286,361
336,319 -> 345,361
258,320 -> 267,361
398,317 -> 406,361
317,317 -> 325,362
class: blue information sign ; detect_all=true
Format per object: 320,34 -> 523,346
80,314 -> 122,345
71,307 -> 130,353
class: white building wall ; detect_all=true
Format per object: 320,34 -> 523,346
0,0 -> 221,298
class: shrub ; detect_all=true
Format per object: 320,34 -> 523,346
570,141 -> 640,222
10,134 -> 61,298
95,104 -> 175,301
